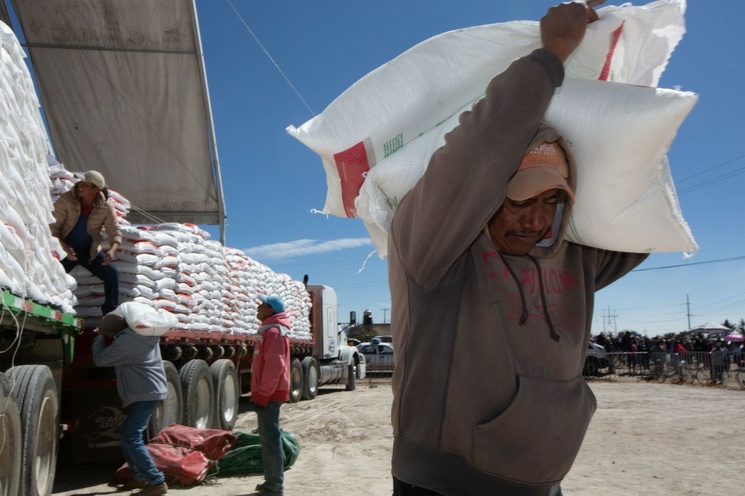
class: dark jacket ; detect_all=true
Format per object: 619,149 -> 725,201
388,48 -> 648,495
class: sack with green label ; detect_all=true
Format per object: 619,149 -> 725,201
288,0 -> 697,257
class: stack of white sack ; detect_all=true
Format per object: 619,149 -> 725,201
0,19 -> 76,313
115,227 -> 181,312
110,224 -> 314,339
143,223 -> 225,333
70,227 -> 161,322
69,213 -> 314,338
287,0 -> 698,257
223,247 -> 312,340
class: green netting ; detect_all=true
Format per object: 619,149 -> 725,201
215,430 -> 300,477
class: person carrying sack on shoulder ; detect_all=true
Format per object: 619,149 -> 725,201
92,307 -> 168,495
388,2 -> 650,495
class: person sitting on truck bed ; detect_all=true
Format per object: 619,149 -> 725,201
50,170 -> 121,315
91,307 -> 168,495
252,294 -> 292,496
387,2 -> 651,495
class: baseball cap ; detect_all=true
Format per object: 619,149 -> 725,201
507,141 -> 574,203
258,294 -> 286,313
82,170 -> 105,189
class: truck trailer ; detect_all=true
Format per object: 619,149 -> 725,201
1,282 -> 365,496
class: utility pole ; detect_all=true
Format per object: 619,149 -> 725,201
686,294 -> 691,331
381,307 -> 390,324
601,306 -> 618,336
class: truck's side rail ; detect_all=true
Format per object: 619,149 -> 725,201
0,288 -> 83,364
158,328 -> 315,361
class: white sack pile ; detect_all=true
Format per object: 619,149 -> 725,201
288,0 -> 698,257
0,20 -> 76,313
75,221 -> 313,339
50,141 -> 312,339
223,248 -> 312,340
0,18 -> 314,338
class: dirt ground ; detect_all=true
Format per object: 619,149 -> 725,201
53,378 -> 745,496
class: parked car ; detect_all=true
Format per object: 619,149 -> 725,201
584,342 -> 610,376
370,335 -> 392,345
357,342 -> 395,373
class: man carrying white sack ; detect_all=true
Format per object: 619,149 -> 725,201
92,307 -> 168,495
389,2 -> 648,495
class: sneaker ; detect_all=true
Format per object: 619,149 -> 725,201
133,482 -> 168,495
119,479 -> 148,491
255,482 -> 283,495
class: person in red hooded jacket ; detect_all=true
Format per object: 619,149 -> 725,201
251,294 -> 291,496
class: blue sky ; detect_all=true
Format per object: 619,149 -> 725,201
195,0 -> 745,336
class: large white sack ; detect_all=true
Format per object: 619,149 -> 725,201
356,79 -> 697,256
288,0 -> 686,219
288,1 -> 697,257
118,301 -> 178,337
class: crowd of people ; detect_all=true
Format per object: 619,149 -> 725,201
591,331 -> 745,384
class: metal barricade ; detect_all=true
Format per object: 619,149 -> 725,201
593,350 -> 745,389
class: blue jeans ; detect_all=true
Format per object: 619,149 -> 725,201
256,401 -> 284,491
119,400 -> 164,486
62,250 -> 119,314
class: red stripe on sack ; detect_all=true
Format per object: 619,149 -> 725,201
599,21 -> 625,81
333,141 -> 370,218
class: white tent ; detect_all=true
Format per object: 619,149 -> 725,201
5,0 -> 226,240
685,323 -> 732,335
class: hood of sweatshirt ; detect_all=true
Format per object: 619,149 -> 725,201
522,122 -> 577,259
258,311 -> 292,336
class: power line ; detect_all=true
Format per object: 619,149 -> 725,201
225,0 -> 316,117
678,164 -> 745,195
633,255 -> 745,272
677,152 -> 745,184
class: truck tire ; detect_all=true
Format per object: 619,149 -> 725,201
148,361 -> 183,439
0,372 -> 22,496
211,359 -> 239,430
301,357 -> 319,400
346,364 -> 356,391
289,358 -> 303,403
179,359 -> 215,429
8,365 -> 58,496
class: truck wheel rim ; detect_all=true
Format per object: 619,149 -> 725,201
222,374 -> 237,422
34,395 -> 55,495
195,378 -> 211,429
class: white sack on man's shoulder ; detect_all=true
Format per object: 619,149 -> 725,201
288,0 -> 697,257
118,301 -> 178,337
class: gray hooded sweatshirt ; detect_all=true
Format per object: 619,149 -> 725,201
92,329 -> 167,407
388,48 -> 648,495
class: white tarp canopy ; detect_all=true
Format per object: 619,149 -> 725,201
685,323 -> 732,335
6,0 -> 226,240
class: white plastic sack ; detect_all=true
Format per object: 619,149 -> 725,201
288,0 -> 695,256
356,79 -> 698,255
118,301 -> 178,337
